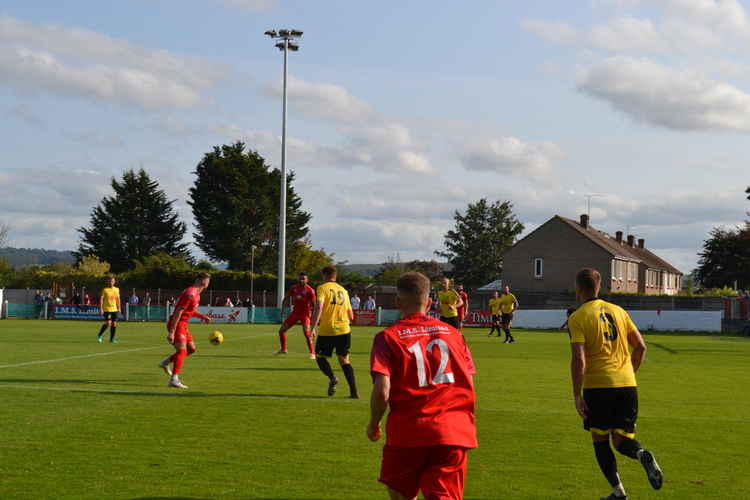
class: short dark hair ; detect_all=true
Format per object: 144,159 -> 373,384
106,275 -> 115,281
576,268 -> 601,295
321,266 -> 337,279
397,272 -> 430,300
195,272 -> 211,282
299,272 -> 308,277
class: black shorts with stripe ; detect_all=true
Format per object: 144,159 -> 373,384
583,386 -> 638,438
102,311 -> 118,322
440,316 -> 460,329
315,333 -> 351,358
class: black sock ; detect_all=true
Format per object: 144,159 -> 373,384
341,363 -> 358,396
98,324 -> 108,337
489,325 -> 496,335
616,438 -> 642,459
504,327 -> 512,339
109,325 -> 116,341
593,441 -> 621,487
316,357 -> 335,379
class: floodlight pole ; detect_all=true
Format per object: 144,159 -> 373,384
277,38 -> 288,310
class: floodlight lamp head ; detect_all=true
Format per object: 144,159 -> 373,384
275,42 -> 285,50
288,42 -> 299,51
264,29 -> 277,37
290,30 -> 303,38
278,29 -> 291,37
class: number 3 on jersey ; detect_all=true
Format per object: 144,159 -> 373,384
408,339 -> 455,388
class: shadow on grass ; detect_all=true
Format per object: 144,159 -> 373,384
195,354 -> 248,358
647,341 -> 746,354
0,378 -> 144,386
77,389 -> 332,400
234,367 -> 318,372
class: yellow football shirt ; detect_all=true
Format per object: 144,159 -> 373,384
498,293 -> 517,314
316,282 -> 352,336
489,297 -> 502,315
568,299 -> 637,389
101,286 -> 120,313
437,289 -> 460,318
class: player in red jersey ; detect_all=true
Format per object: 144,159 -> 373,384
160,273 -> 211,389
456,284 -> 469,331
277,272 -> 317,359
368,272 -> 477,500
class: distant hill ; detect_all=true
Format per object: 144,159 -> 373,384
0,247 -> 76,268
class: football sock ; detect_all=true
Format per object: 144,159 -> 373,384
187,344 -> 196,356
593,441 -> 621,488
278,332 -> 287,351
504,327 -> 513,340
303,331 -> 314,353
98,324 -> 108,337
109,325 -> 117,342
341,363 -> 358,397
616,438 -> 643,460
316,357 -> 335,379
171,348 -> 187,375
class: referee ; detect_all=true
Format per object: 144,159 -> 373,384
568,268 -> 663,500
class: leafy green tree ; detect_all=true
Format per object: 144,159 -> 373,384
77,169 -> 190,272
0,258 -> 12,287
76,255 -> 111,276
189,142 -> 311,271
696,226 -> 750,289
436,199 -> 524,288
288,240 -> 334,276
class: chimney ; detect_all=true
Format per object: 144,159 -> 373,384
615,231 -> 623,243
638,238 -> 645,249
580,214 -> 589,229
627,235 -> 635,247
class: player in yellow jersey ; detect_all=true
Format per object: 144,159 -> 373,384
97,276 -> 121,344
487,291 -> 503,337
497,285 -> 519,343
569,268 -> 663,500
437,277 -> 463,330
311,266 -> 358,398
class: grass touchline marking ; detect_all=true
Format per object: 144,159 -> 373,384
0,333 -> 273,369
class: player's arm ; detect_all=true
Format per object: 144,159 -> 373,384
347,296 -> 354,321
513,296 -> 519,311
99,291 -> 104,313
367,373 -> 390,442
570,342 -> 587,418
627,324 -> 647,372
193,310 -> 211,323
311,298 -> 324,334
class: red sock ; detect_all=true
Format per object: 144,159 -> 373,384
303,330 -> 314,354
279,332 -> 287,351
171,349 -> 187,375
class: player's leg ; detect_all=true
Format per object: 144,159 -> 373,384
585,389 -> 627,499
167,329 -> 190,389
336,334 -> 358,399
97,313 -> 110,342
503,315 -> 515,342
109,317 -> 118,343
419,446 -> 468,500
611,388 -> 662,490
277,318 -> 292,354
302,320 -> 315,359
314,336 -> 338,395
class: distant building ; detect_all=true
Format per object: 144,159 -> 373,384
502,214 -> 683,295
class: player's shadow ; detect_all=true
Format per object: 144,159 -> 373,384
88,389 -> 331,400
234,367 -> 318,372
0,378 -> 143,386
196,354 -> 248,358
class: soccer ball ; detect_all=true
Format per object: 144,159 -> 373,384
209,331 -> 224,345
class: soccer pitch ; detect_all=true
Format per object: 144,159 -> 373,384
1,320 -> 748,499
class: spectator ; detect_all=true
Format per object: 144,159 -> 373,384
84,294 -> 92,306
166,296 -> 176,307
351,293 -> 361,310
144,292 -> 152,307
243,296 -> 253,308
215,296 -> 223,306
72,292 -> 81,306
128,291 -> 140,306
34,291 -> 45,319
364,295 -> 376,310
224,297 -> 234,307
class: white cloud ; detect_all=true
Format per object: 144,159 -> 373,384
590,17 -> 666,52
522,20 -> 578,44
577,56 -> 750,131
0,16 -> 222,109
460,137 -> 563,182
265,76 -> 373,123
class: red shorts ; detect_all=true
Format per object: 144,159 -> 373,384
171,323 -> 193,344
379,445 -> 468,500
282,311 -> 311,330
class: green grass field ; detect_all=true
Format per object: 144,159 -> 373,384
1,320 -> 748,499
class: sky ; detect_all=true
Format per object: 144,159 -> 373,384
1,0 -> 749,272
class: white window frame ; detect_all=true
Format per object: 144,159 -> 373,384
534,258 -> 544,279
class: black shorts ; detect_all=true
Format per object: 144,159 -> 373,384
583,387 -> 638,438
492,314 -> 502,324
102,312 -> 118,322
315,333 -> 351,358
440,316 -> 460,329
501,313 -> 514,324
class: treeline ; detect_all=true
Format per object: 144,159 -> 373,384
0,248 -> 75,268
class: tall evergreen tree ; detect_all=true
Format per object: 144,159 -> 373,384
188,142 -> 311,271
696,226 -> 750,289
76,169 -> 190,272
436,199 -> 524,288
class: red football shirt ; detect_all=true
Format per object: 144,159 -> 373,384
370,313 -> 477,448
169,286 -> 201,328
287,284 -> 316,316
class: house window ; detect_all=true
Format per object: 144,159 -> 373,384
534,258 -> 544,279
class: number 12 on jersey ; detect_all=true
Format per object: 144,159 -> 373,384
408,339 -> 455,388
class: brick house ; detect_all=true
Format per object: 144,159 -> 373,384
501,214 -> 683,295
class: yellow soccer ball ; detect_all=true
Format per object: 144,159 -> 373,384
209,331 -> 224,345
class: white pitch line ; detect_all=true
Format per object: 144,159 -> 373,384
0,333 -> 272,369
